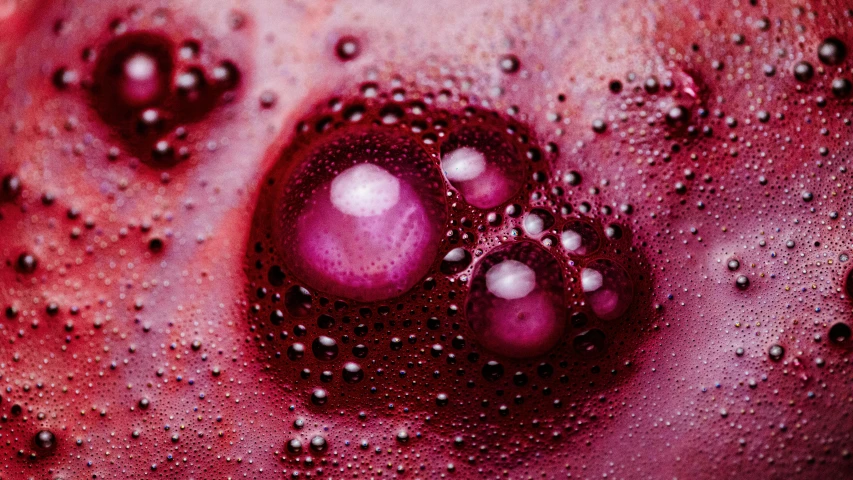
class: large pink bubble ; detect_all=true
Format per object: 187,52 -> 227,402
466,243 -> 566,358
280,128 -> 447,302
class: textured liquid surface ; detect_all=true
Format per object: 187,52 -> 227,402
1,0 -> 853,479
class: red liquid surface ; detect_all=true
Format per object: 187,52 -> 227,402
1,1 -> 853,478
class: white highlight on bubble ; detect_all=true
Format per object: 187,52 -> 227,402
486,260 -> 536,300
443,247 -> 468,263
524,213 -> 545,235
330,163 -> 401,217
581,268 -> 604,292
442,147 -> 487,182
125,53 -> 157,82
561,229 -> 582,252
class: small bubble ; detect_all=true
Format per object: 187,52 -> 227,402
499,54 -> 520,73
793,61 -> 814,82
768,344 -> 785,361
33,430 -> 57,454
335,36 -> 361,61
818,37 -> 847,65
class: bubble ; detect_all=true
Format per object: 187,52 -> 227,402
829,322 -> 851,345
768,344 -> 785,361
335,36 -> 361,61
93,33 -> 174,110
735,275 -> 750,290
440,248 -> 472,275
572,329 -> 606,356
1,174 -> 21,201
311,336 -> 339,361
281,128 -> 446,301
818,37 -> 847,65
309,435 -> 327,451
342,362 -> 364,383
287,343 -> 305,360
793,61 -> 814,82
284,286 -> 312,317
15,252 -> 38,274
311,388 -> 328,405
440,127 -> 524,209
481,360 -> 505,381
466,243 -> 565,358
499,54 -> 520,73
523,209 -> 555,236
831,78 -> 852,98
32,430 -> 57,454
581,259 -> 633,320
287,439 -> 302,454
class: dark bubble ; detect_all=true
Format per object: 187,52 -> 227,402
311,336 -> 339,361
831,78 -> 852,98
270,309 -> 285,326
1,174 -> 22,201
482,361 -> 505,381
727,259 -> 740,271
267,265 -> 285,286
818,37 -> 847,65
287,439 -> 302,453
335,36 -> 361,61
644,77 -> 660,94
735,275 -> 750,290
604,224 -> 623,240
311,388 -> 328,406
608,80 -> 623,93
793,61 -> 814,82
287,343 -> 305,360
284,286 -> 312,317
310,435 -> 327,451
342,362 -> 364,383
33,430 -> 57,454
665,105 -> 690,126
573,329 -> 606,356
15,252 -> 38,274
317,314 -> 335,328
499,54 -> 520,73
768,344 -> 785,361
829,322 -> 851,345
440,248 -> 472,275
352,344 -> 368,358
537,362 -> 554,378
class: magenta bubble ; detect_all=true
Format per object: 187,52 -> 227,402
466,243 -> 565,358
581,258 -> 633,320
279,128 -> 446,302
440,126 -> 524,209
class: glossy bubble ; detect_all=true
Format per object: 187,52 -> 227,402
581,259 -> 633,320
560,221 -> 600,256
93,32 -> 174,112
281,128 -> 446,301
440,126 -> 524,209
466,243 -> 565,358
